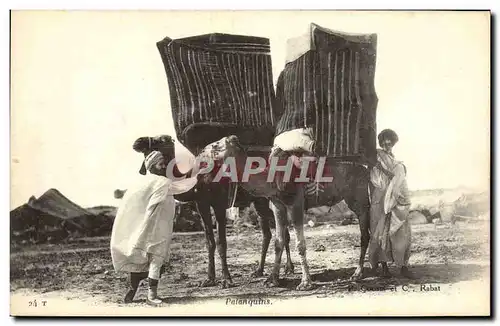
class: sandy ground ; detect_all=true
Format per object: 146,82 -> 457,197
10,220 -> 491,316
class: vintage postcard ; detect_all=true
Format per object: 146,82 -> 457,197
9,10 -> 491,317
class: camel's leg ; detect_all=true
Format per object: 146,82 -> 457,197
283,228 -> 294,275
265,200 -> 287,288
197,201 -> 217,287
290,189 -> 313,291
347,188 -> 371,281
253,199 -> 294,277
214,203 -> 233,288
252,199 -> 272,277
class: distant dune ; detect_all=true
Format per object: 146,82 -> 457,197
10,185 -> 489,246
11,189 -> 115,245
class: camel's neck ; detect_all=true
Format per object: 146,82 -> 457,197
172,162 -> 191,178
232,151 -> 279,198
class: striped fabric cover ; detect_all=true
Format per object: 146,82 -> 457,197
275,24 -> 379,164
156,33 -> 280,153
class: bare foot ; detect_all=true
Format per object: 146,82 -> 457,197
350,266 -> 364,281
219,278 -> 235,289
264,274 -> 280,288
381,264 -> 392,278
284,263 -> 295,276
369,262 -> 380,275
123,288 -> 137,304
296,278 -> 313,291
251,269 -> 264,278
146,297 -> 163,306
199,278 -> 217,287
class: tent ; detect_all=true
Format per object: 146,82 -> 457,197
11,189 -> 114,244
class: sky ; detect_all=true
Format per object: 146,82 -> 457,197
10,10 -> 490,208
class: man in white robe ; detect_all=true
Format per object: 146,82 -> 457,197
110,151 -> 198,305
368,129 -> 413,278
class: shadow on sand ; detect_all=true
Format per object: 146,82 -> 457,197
125,262 -> 488,306
311,263 -> 488,288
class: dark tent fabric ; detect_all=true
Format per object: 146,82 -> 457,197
27,189 -> 93,220
11,189 -> 115,244
156,33 -> 281,154
275,23 -> 378,164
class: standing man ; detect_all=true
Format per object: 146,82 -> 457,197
110,151 -> 198,305
368,129 -> 413,278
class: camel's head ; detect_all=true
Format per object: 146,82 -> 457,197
191,135 -> 246,184
200,135 -> 245,163
133,135 -> 176,175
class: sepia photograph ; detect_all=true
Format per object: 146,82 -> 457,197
9,10 -> 491,317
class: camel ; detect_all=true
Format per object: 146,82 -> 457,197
130,135 -> 295,288
204,135 -> 371,290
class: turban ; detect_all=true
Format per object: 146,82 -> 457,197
144,151 -> 164,172
378,129 -> 399,146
